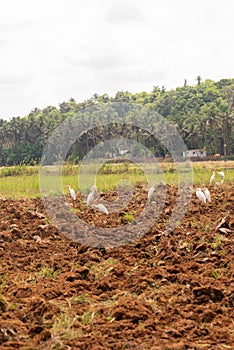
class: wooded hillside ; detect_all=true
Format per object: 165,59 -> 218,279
0,78 -> 233,165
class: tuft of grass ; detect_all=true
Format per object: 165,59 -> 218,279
212,233 -> 223,249
210,270 -> 222,279
178,240 -> 191,252
36,266 -> 61,280
89,258 -> 119,280
124,213 -> 134,223
13,272 -> 33,286
80,311 -> 97,326
51,312 -> 81,340
69,294 -> 92,305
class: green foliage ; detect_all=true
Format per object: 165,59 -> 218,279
0,78 -> 233,166
0,165 -> 38,177
212,233 -> 223,249
35,266 -> 61,279
210,270 -> 222,279
124,213 -> 135,223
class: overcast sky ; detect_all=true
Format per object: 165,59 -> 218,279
0,0 -> 234,119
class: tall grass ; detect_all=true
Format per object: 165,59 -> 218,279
0,174 -> 40,198
0,161 -> 233,199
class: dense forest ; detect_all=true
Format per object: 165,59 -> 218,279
0,77 -> 234,165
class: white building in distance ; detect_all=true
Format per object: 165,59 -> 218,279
183,149 -> 206,158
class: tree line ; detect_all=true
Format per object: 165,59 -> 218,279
0,77 -> 234,165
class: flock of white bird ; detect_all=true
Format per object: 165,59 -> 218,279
66,170 -> 225,213
195,187 -> 211,204
67,180 -> 109,215
196,170 -> 225,205
209,171 -> 225,185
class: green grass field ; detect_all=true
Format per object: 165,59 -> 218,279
0,161 -> 233,199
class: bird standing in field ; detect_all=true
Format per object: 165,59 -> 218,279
209,171 -> 216,184
92,203 -> 109,215
204,188 -> 211,203
148,186 -> 155,203
196,188 -> 206,204
87,178 -> 99,207
218,171 -> 225,184
67,185 -> 76,200
91,179 -> 98,199
87,191 -> 94,206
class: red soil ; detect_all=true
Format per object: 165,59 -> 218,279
0,184 -> 233,349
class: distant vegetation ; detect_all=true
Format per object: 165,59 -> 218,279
0,77 -> 234,165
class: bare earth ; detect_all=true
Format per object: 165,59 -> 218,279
0,183 -> 233,349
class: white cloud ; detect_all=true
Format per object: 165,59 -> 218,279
0,0 -> 234,119
104,0 -> 148,23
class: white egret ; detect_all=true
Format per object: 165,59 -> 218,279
148,186 -> 155,202
93,204 -> 109,215
196,188 -> 206,204
204,188 -> 211,203
209,171 -> 216,184
218,171 -> 225,184
87,178 -> 98,206
67,185 -> 76,200
87,191 -> 94,206
218,171 -> 225,178
91,179 -> 98,198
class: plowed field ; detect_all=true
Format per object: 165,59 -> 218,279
0,183 -> 233,349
